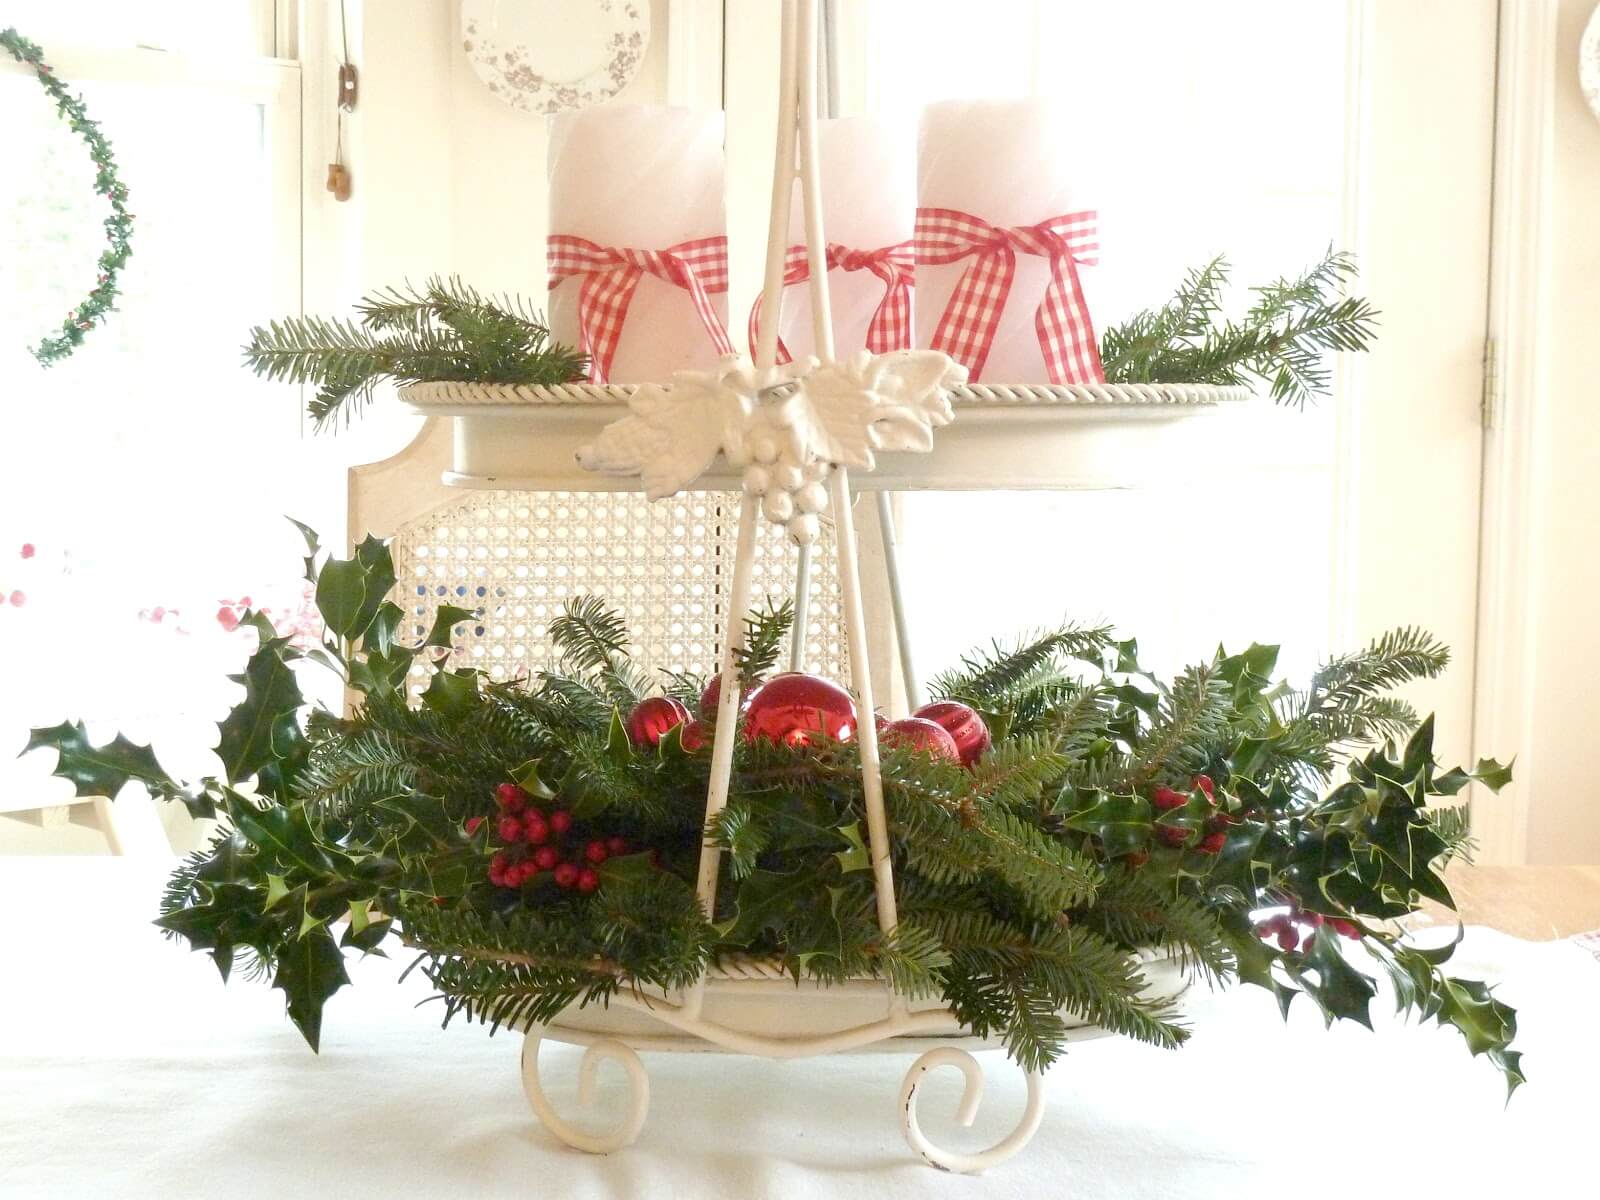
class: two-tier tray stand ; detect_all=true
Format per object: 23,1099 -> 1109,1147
401,0 -> 1244,1173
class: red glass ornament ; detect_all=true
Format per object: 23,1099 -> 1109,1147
680,719 -> 709,752
881,716 -> 960,762
743,673 -> 857,747
912,701 -> 991,766
699,673 -> 753,722
625,696 -> 692,747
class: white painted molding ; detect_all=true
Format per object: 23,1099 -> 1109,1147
1472,0 -> 1558,866
666,0 -> 725,108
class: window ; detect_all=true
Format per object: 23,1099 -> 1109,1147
0,8 -> 307,830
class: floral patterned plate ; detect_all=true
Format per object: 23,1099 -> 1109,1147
461,0 -> 650,114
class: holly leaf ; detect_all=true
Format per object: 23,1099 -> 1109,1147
511,759 -> 557,801
272,926 -> 350,1052
1061,791 -> 1152,858
226,792 -> 337,878
315,535 -> 397,641
1472,757 -> 1514,793
421,669 -> 479,718
216,614 -> 306,788
23,720 -> 184,805
1293,927 -> 1377,1029
715,868 -> 829,944
833,821 -> 870,873
422,604 -> 474,652
286,517 -> 322,584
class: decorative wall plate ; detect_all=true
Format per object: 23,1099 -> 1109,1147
1583,3 -> 1600,123
461,0 -> 650,114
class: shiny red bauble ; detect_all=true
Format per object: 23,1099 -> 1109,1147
743,672 -> 858,747
913,700 -> 991,766
625,696 -> 692,747
881,716 -> 961,762
699,673 -> 751,721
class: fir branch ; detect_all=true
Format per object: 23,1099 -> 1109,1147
243,275 -> 587,430
931,626 -> 1114,709
734,598 -> 796,685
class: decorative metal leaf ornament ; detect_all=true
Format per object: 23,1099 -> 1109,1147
577,350 -> 964,544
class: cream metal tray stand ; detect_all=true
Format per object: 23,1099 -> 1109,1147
401,0 -> 1243,1172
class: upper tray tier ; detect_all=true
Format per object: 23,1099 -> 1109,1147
401,380 -> 1250,492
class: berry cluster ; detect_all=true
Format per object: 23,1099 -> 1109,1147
1150,773 -> 1234,854
1256,908 -> 1362,953
738,403 -> 831,547
475,782 -> 628,896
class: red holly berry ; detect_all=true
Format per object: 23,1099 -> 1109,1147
625,696 -> 692,747
524,814 -> 550,845
465,816 -> 485,836
1123,850 -> 1151,868
1197,831 -> 1226,855
549,810 -> 572,835
1331,918 -> 1361,940
8,590 -> 25,608
1301,911 -> 1326,928
1155,825 -> 1191,847
19,543 -> 35,559
1276,927 -> 1300,953
510,861 -> 537,886
584,839 -> 609,864
680,719 -> 709,752
497,816 -> 523,844
1152,786 -> 1188,811
553,863 -> 579,889
495,783 -> 527,813
532,846 -> 560,872
606,836 -> 629,857
912,700 -> 991,766
576,867 -> 600,895
1192,774 -> 1216,800
489,850 -> 511,876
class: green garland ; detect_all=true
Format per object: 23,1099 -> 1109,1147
24,526 -> 1522,1094
2,27 -> 134,365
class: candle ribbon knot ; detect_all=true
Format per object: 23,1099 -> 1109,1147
548,233 -> 735,383
913,207 -> 1103,384
747,241 -> 915,363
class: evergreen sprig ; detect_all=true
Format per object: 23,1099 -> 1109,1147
243,276 -> 588,430
1100,248 -> 1379,405
23,532 -> 1521,1094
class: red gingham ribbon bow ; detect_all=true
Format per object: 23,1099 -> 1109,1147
746,241 -> 916,362
547,233 -> 735,383
913,207 -> 1103,384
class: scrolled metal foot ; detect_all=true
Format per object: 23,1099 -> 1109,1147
897,1047 -> 1046,1174
520,1030 -> 650,1154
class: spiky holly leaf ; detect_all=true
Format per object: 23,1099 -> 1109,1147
1061,791 -> 1153,858
22,720 -> 202,811
272,926 -> 350,1052
216,613 -> 306,793
314,535 -> 397,641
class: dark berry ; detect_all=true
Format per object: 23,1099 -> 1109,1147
584,839 -> 608,864
497,816 -> 523,844
1155,825 -> 1191,846
1192,774 -> 1215,800
1122,850 -> 1150,868
524,815 -> 550,845
465,816 -> 485,836
576,867 -> 599,895
1331,918 -> 1361,940
1276,927 -> 1300,953
489,850 -> 510,876
1197,831 -> 1226,854
1152,786 -> 1187,811
1301,911 -> 1326,928
533,846 -> 560,872
606,836 -> 629,857
553,862 -> 579,889
495,782 -> 526,813
549,810 -> 573,835
510,861 -> 537,886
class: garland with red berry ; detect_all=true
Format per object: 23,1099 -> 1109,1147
2,27 -> 134,365
25,527 -> 1521,1092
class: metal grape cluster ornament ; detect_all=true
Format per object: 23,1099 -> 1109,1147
577,349 -> 966,544
1,27 -> 134,365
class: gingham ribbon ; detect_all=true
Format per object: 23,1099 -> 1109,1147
746,240 -> 916,362
913,207 -> 1103,384
547,233 -> 734,383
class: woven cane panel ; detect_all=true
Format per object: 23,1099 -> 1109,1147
388,491 -> 844,693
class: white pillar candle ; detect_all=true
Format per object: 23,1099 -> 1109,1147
915,99 -> 1092,383
548,105 -> 728,383
772,116 -> 917,362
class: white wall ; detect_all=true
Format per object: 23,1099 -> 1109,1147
1521,1 -> 1600,864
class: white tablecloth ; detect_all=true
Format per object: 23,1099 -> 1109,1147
2,857 -> 1596,1199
